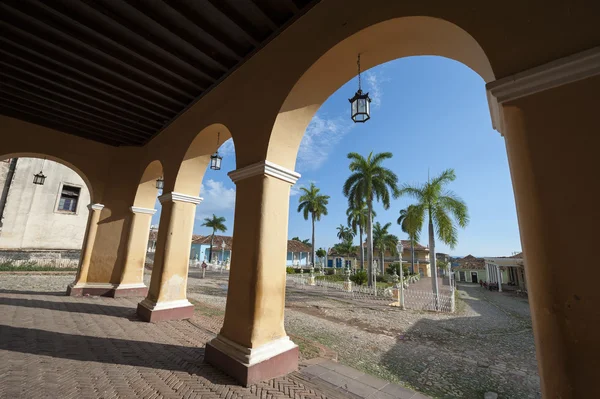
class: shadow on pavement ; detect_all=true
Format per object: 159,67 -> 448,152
0,296 -> 136,318
0,325 -> 240,386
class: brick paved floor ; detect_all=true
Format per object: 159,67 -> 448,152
0,283 -> 425,399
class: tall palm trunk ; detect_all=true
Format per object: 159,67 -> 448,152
410,239 -> 415,274
359,226 -> 364,270
311,213 -> 316,267
367,204 -> 374,287
429,216 -> 440,308
209,232 -> 215,263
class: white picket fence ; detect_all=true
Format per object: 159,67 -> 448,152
286,273 -> 455,313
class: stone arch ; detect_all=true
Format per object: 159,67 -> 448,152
173,123 -> 234,196
0,152 -> 95,203
132,160 -> 163,210
266,16 -> 495,170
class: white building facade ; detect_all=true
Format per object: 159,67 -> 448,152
0,158 -> 90,252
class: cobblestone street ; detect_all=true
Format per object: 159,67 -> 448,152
185,271 -> 540,399
1,272 -> 540,398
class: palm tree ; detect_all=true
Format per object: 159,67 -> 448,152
397,205 -> 424,274
346,202 -> 375,271
297,183 -> 330,268
400,168 -> 469,298
373,222 -> 399,274
343,152 -> 400,286
336,224 -> 354,243
333,239 -> 355,268
201,214 -> 227,263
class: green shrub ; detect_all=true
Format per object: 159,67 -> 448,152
326,268 -> 336,275
351,270 -> 368,285
286,267 -> 295,274
386,262 -> 409,277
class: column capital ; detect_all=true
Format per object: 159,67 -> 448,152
158,192 -> 203,205
486,46 -> 600,136
88,203 -> 104,211
228,160 -> 300,185
130,206 -> 157,215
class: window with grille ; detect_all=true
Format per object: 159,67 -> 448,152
57,185 -> 80,213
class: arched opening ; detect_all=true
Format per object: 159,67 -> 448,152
130,160 -> 163,283
267,16 -> 495,170
265,17 -> 533,398
0,153 -> 94,275
173,123 -> 236,268
136,124 -> 237,321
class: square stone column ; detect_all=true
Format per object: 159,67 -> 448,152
205,161 -> 300,386
136,192 -> 202,322
487,48 -> 600,397
66,204 -> 105,296
111,206 -> 157,297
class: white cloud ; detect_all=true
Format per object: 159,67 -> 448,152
218,138 -> 235,156
364,71 -> 386,110
195,179 -> 236,221
290,184 -> 302,197
296,114 -> 354,172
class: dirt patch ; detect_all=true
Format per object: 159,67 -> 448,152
292,305 -> 406,337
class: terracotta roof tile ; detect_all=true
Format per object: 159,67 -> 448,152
287,240 -> 312,253
456,254 -> 486,270
192,235 -> 233,250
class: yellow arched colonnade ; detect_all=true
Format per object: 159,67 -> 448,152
2,1 -> 600,396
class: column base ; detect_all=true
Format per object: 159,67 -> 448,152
136,298 -> 194,323
205,334 -> 298,386
66,282 -> 148,298
112,283 -> 149,298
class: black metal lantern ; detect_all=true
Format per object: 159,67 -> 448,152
210,132 -> 223,170
349,54 -> 371,123
33,170 -> 46,185
156,177 -> 164,190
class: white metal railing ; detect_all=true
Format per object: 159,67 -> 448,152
286,272 -> 454,313
0,257 -> 79,269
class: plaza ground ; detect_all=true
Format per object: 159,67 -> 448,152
0,271 -> 539,398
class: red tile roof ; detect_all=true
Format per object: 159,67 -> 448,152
192,235 -> 232,250
456,254 -> 486,270
150,230 -> 311,253
362,240 -> 428,251
287,240 -> 312,253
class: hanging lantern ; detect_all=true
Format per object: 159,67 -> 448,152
349,54 -> 371,123
210,132 -> 223,170
33,170 -> 46,185
156,177 -> 164,190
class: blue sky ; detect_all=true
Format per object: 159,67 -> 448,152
153,56 -> 522,258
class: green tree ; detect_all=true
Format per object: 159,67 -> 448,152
373,221 -> 399,275
397,204 -> 424,275
201,214 -> 227,263
297,183 -> 330,267
400,168 -> 469,298
336,224 -> 354,243
346,202 -> 375,271
333,239 -> 355,267
343,152 -> 399,286
316,248 -> 327,266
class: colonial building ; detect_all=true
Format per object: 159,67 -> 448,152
484,253 -> 526,292
191,235 -> 232,263
286,239 -> 311,267
455,255 -> 490,283
0,158 -> 90,262
371,240 -> 430,276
